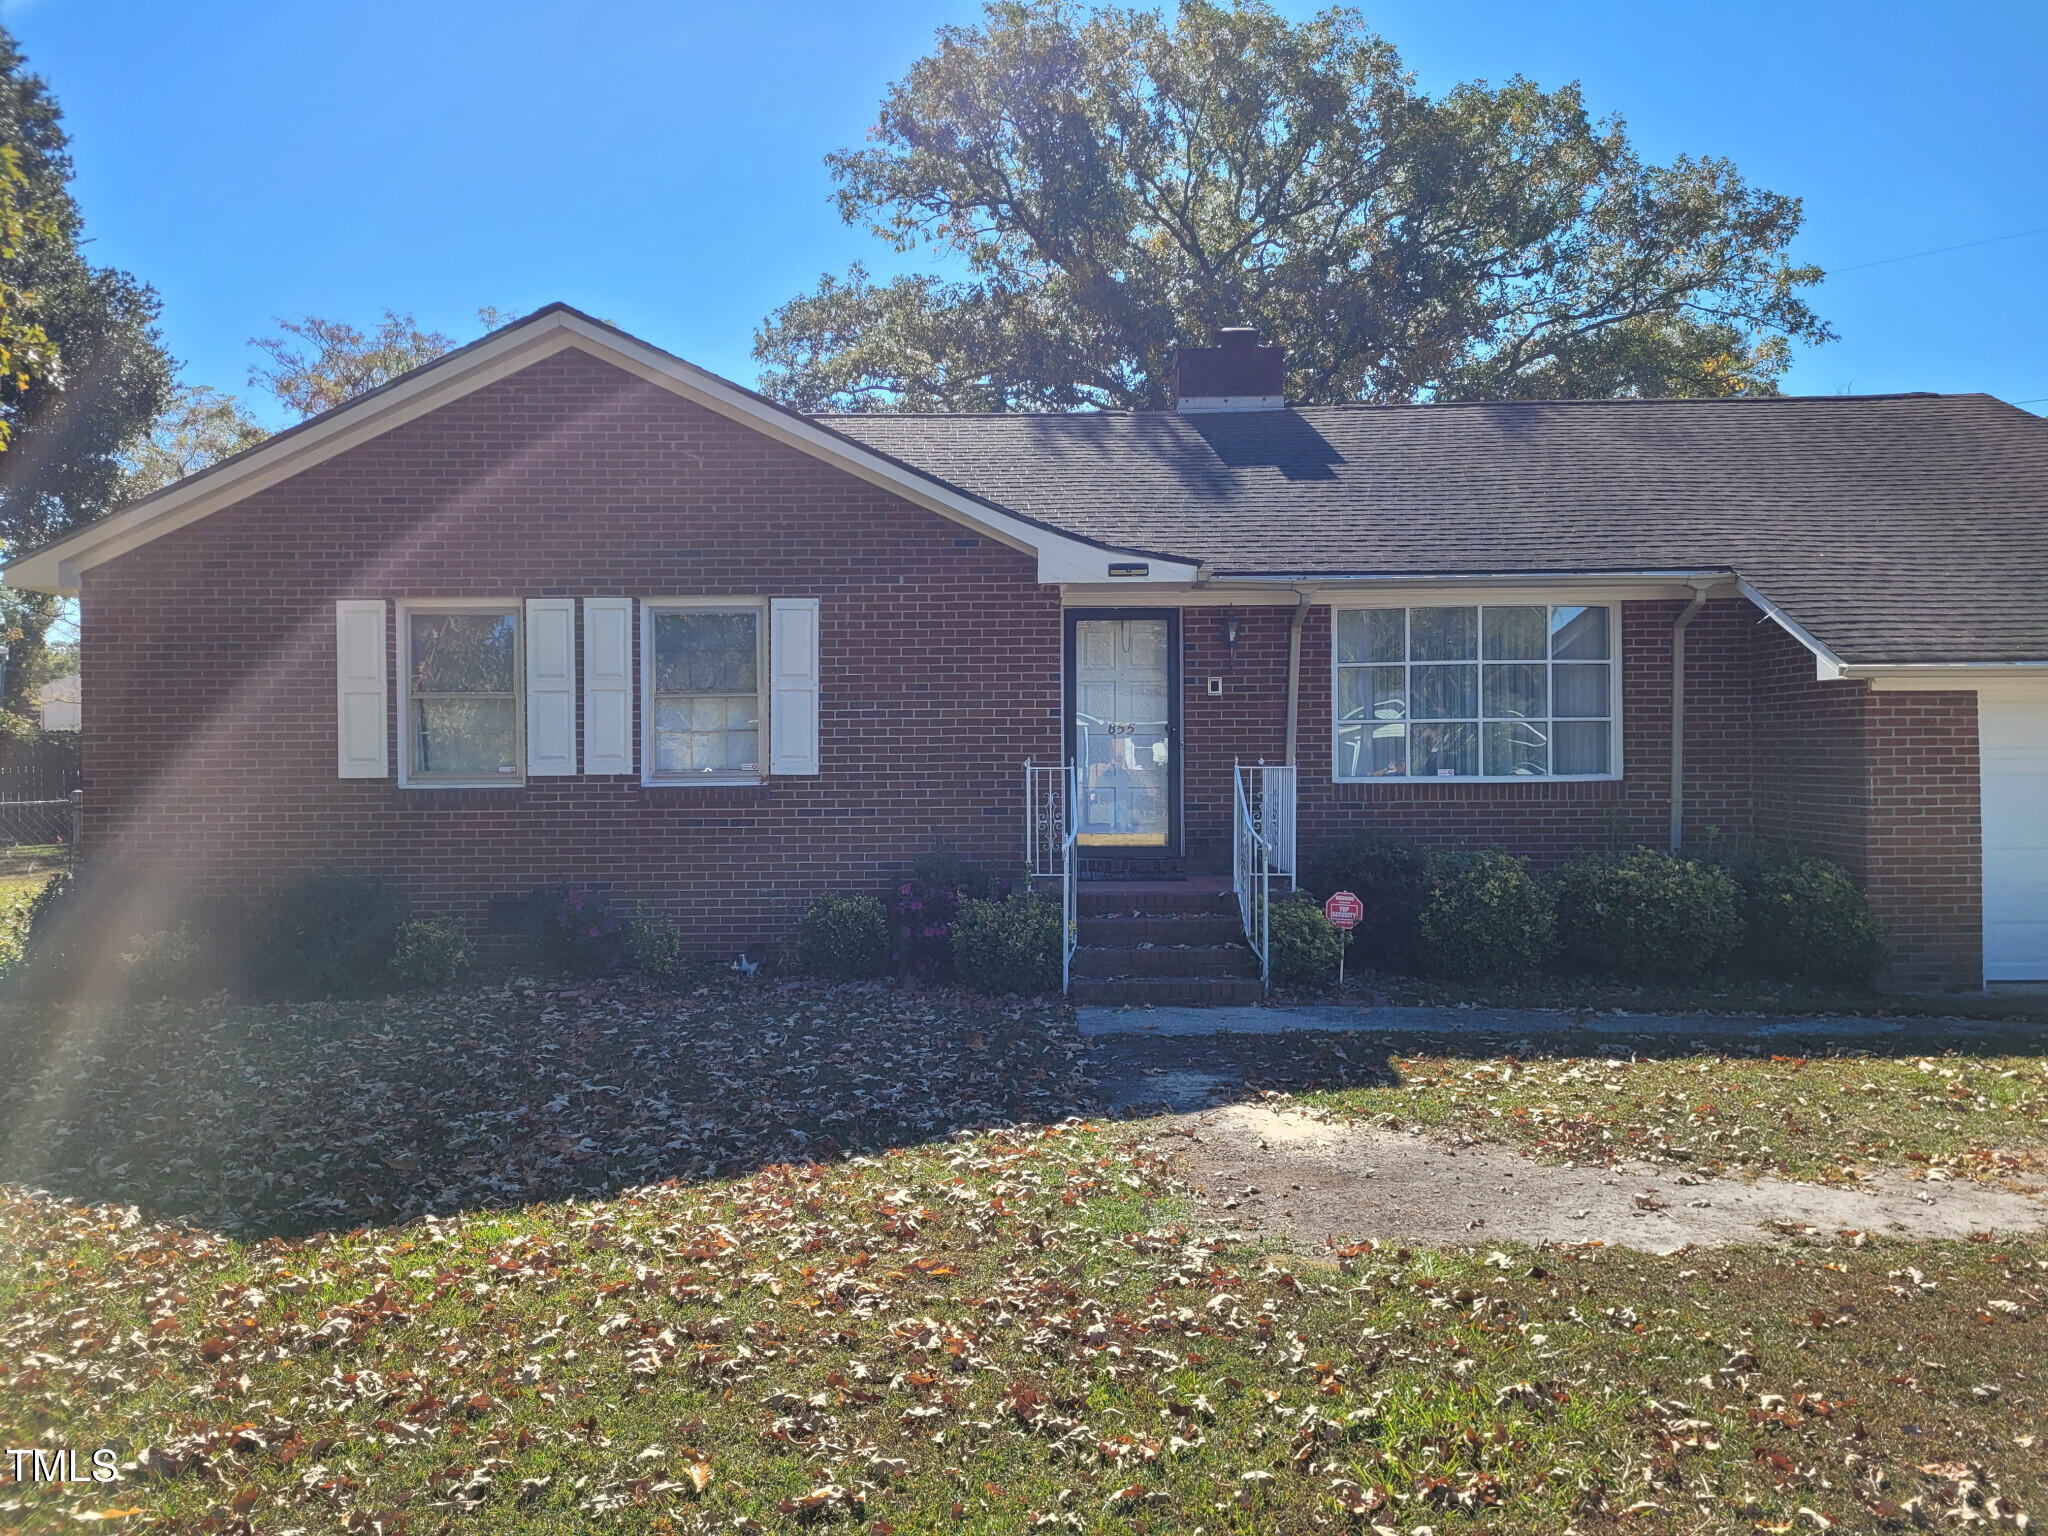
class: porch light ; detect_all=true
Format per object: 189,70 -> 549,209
1221,614 -> 1241,648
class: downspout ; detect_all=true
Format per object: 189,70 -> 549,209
1283,587 -> 1313,766
1669,582 -> 1712,853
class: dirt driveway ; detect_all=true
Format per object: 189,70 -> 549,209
1165,1100 -> 2048,1253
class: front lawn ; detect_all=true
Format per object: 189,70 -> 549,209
1302,1045 -> 2048,1185
3,983 -> 2046,1533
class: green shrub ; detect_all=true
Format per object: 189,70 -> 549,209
117,923 -> 217,999
951,894 -> 1062,995
1745,857 -> 1887,984
1416,850 -> 1557,980
1265,894 -> 1347,988
261,870 -> 409,997
1299,830 -> 1428,971
893,839 -> 1000,976
537,886 -> 628,976
1552,850 -> 1742,980
798,893 -> 893,980
391,915 -> 474,989
624,904 -> 682,978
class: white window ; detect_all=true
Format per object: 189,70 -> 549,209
399,602 -> 524,786
642,600 -> 766,783
1333,603 -> 1618,781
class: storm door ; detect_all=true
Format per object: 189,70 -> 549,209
1066,611 -> 1180,852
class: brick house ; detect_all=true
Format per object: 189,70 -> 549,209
5,305 -> 2044,993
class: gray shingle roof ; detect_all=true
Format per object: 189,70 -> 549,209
825,394 -> 2048,665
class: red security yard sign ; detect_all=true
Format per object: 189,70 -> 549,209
1324,890 -> 1362,986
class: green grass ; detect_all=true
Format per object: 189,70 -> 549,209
0,846 -> 62,905
1302,1047 -> 2048,1184
3,985 -> 2047,1531
1289,967 -> 2048,1025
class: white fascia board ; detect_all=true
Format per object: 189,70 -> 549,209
4,308 -> 1186,594
1059,571 -> 1740,607
1733,577 -> 1851,680
1857,663 -> 2048,697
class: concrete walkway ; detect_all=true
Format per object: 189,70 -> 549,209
1077,1001 -> 2019,1041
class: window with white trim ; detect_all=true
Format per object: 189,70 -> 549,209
644,601 -> 766,781
400,604 -> 523,785
1333,604 -> 1617,781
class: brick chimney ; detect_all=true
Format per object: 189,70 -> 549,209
1172,327 -> 1286,413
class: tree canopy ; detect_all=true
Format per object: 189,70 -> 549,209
121,384 -> 270,501
0,27 -> 173,715
755,0 -> 1830,412
249,310 -> 459,421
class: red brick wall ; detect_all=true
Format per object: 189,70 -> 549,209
1864,690 -> 1981,987
1751,617 -> 1869,874
80,348 -> 1063,956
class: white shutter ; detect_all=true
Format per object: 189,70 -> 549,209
335,599 -> 388,779
769,597 -> 821,776
525,598 -> 576,776
583,597 -> 633,774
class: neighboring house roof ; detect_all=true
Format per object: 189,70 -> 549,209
828,395 -> 2048,667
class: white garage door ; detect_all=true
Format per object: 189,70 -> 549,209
1982,692 -> 2048,982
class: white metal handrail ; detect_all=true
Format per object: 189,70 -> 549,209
1233,759 -> 1272,990
1236,761 -> 1297,889
1024,759 -> 1080,994
1059,762 -> 1077,994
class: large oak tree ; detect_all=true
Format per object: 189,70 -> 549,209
756,0 -> 1830,412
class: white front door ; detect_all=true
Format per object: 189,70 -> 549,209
1074,616 -> 1172,847
1981,690 -> 2048,982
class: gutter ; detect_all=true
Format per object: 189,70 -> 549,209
1282,587 -> 1312,766
1669,581 -> 1713,853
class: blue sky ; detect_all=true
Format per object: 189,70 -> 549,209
8,0 -> 2046,422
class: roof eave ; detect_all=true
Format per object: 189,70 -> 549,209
2,305 -> 1188,595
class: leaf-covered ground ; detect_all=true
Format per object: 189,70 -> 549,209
4,983 -> 2047,1533
0,978 -> 1090,1235
1301,1046 -> 2048,1185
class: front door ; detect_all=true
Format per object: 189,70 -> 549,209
1068,611 -> 1179,851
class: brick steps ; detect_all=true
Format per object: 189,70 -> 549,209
1072,974 -> 1266,1006
1078,913 -> 1243,947
1071,943 -> 1257,978
1068,879 -> 1263,1005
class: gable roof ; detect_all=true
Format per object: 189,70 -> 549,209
9,302 -> 2043,669
0,304 -> 1194,595
829,395 -> 2048,666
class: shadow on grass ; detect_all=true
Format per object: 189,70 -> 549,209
0,976 -> 1098,1240
6,972 -> 2039,1243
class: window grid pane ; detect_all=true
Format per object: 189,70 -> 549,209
409,609 -> 519,778
1335,604 -> 1613,780
652,608 -> 761,778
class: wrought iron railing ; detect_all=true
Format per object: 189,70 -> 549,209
1236,761 -> 1297,889
1024,759 -> 1079,994
1233,759 -> 1273,990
